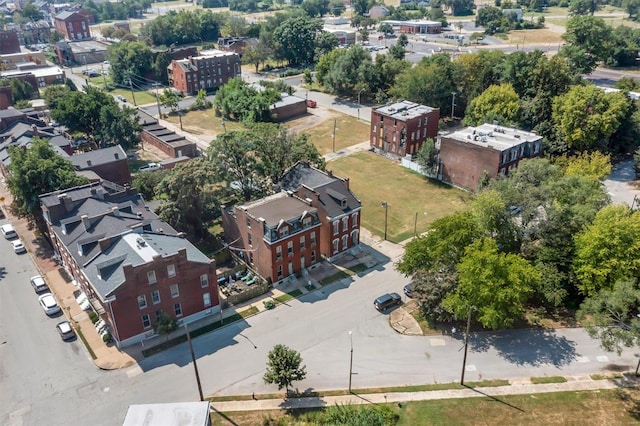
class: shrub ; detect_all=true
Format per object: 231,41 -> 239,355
89,311 -> 99,323
58,267 -> 73,283
263,300 -> 275,310
102,332 -> 111,343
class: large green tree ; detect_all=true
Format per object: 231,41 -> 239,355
463,83 -> 521,126
272,16 -> 323,65
263,344 -> 307,393
443,238 -> 539,329
573,204 -> 640,296
107,40 -> 154,86
155,158 -> 218,239
7,139 -> 88,223
552,84 -> 630,153
322,46 -> 374,97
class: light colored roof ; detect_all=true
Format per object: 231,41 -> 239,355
0,66 -> 63,78
374,100 -> 437,121
123,402 -> 211,426
446,123 -> 542,151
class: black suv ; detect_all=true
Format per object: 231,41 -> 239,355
374,292 -> 402,312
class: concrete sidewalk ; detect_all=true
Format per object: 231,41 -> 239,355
210,374 -> 637,412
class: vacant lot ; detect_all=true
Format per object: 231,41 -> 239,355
328,152 -> 471,242
507,29 -> 563,45
211,388 -> 640,425
284,113 -> 370,154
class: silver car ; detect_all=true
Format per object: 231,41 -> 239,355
38,293 -> 61,316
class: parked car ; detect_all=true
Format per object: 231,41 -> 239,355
56,321 -> 75,340
30,275 -> 48,293
38,293 -> 61,315
1,223 -> 17,239
374,292 -> 402,312
11,239 -> 26,254
116,95 -> 127,102
138,162 -> 161,173
306,99 -> 317,108
403,282 -> 414,298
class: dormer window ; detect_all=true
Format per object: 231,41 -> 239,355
278,226 -> 289,238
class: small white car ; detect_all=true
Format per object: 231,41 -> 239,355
56,321 -> 75,340
38,293 -> 61,315
11,239 -> 26,254
1,223 -> 17,239
30,275 -> 48,292
138,163 -> 161,172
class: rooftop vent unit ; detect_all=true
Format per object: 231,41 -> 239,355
136,237 -> 146,247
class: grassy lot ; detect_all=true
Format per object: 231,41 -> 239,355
163,108 -> 245,136
284,114 -> 371,155
507,29 -> 563,45
328,152 -> 471,242
211,388 -> 640,425
84,74 -> 159,105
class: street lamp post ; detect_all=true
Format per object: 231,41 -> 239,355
348,331 -> 353,393
460,305 -> 474,386
185,323 -> 204,401
381,201 -> 388,241
357,88 -> 365,121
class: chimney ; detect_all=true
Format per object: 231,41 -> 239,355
81,214 -> 90,231
58,193 -> 73,211
86,160 -> 92,166
327,170 -> 333,177
111,206 -> 120,217
344,177 -> 349,190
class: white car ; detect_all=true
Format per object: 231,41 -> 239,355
30,275 -> 48,292
56,321 -> 75,340
138,163 -> 161,172
11,239 -> 26,254
1,223 -> 17,239
38,293 -> 61,315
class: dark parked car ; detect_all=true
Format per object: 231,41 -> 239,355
403,282 -> 414,298
374,292 -> 402,312
56,321 -> 75,340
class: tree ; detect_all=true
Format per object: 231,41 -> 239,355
552,84 -> 630,153
578,279 -> 640,371
155,159 -> 219,239
43,85 -> 71,111
6,139 -> 88,223
413,267 -> 458,323
263,344 -> 307,393
556,151 -> 611,181
443,238 -> 540,329
463,83 -> 520,126
415,138 -> 437,174
107,41 -> 154,86
322,46 -> 374,97
272,16 -> 323,65
154,312 -> 178,341
573,204 -> 640,296
396,210 -> 482,275
242,35 -> 273,73
207,130 -> 267,201
131,168 -> 170,200
562,16 -> 612,66
214,78 -> 280,123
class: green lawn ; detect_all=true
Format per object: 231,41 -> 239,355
328,152 -> 471,242
284,115 -> 371,155
212,388 -> 640,425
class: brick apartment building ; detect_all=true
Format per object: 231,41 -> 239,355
168,49 -> 240,95
54,10 -> 91,41
439,123 -> 543,190
40,182 -> 219,348
370,100 -> 440,158
0,31 -> 20,54
222,191 -> 323,284
279,162 -> 362,262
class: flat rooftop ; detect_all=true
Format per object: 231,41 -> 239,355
242,192 -> 316,227
446,123 -> 541,151
374,100 -> 436,121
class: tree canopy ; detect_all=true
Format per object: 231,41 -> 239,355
263,344 -> 307,392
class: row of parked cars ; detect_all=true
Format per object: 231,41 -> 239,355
3,218 -> 76,340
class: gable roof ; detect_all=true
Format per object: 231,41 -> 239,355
69,145 -> 127,169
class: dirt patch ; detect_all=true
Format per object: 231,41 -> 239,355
283,107 -> 339,134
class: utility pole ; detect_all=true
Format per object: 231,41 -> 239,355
348,331 -> 353,393
127,72 -> 137,106
185,323 -> 204,401
451,92 -> 456,119
332,119 -> 337,153
155,85 -> 162,118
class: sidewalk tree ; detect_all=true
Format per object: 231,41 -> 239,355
154,311 -> 178,342
6,138 -> 88,224
578,279 -> 640,373
263,344 -> 307,393
158,88 -> 181,115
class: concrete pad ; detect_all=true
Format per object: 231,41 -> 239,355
429,338 -> 446,346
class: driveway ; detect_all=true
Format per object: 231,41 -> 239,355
603,159 -> 640,207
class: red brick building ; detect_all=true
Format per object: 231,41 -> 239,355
54,10 -> 91,41
168,49 -> 240,95
222,192 -> 323,284
0,31 -> 20,54
370,100 -> 440,158
438,123 -> 543,191
40,183 -> 219,348
137,110 -> 198,158
279,162 -> 362,262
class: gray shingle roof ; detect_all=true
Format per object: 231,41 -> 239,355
69,145 -> 127,169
